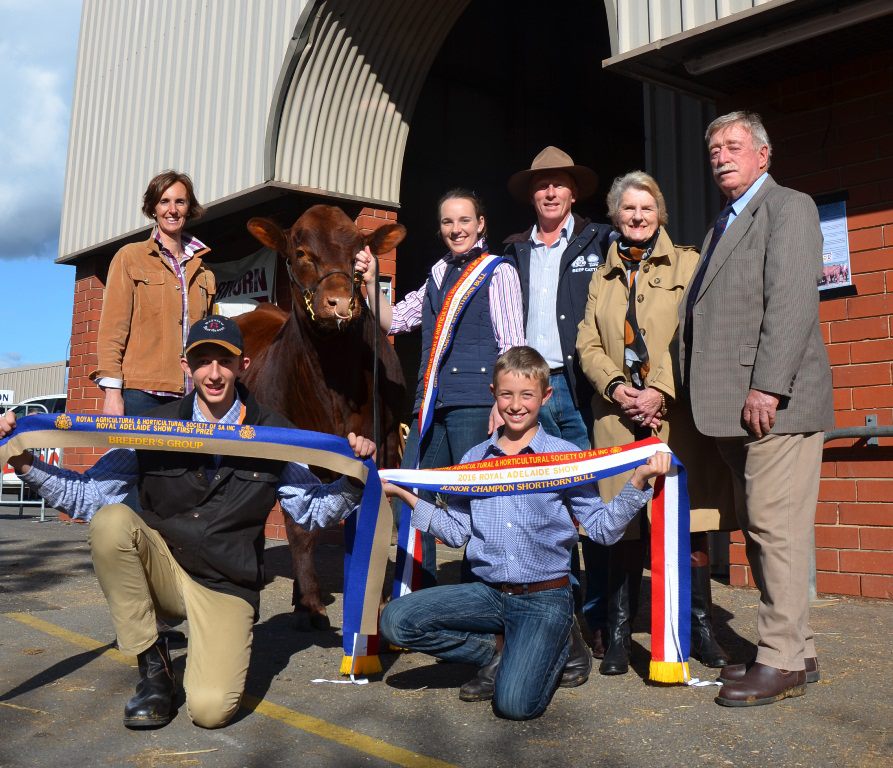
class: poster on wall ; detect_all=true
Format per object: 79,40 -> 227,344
815,194 -> 852,292
210,248 -> 278,317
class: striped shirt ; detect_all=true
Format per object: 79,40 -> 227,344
147,227 -> 208,397
410,426 -> 651,584
19,396 -> 363,528
390,241 -> 527,353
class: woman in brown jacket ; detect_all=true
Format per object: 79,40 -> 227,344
576,171 -> 733,675
91,170 -> 216,417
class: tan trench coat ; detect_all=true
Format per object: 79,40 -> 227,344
576,229 -> 735,537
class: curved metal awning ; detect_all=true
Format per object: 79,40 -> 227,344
267,0 -> 472,208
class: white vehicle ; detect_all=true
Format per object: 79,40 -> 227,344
2,394 -> 66,493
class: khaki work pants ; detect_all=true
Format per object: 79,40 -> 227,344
716,432 -> 823,672
88,504 -> 255,728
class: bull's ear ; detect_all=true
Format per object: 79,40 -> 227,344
247,218 -> 288,253
365,223 -> 406,255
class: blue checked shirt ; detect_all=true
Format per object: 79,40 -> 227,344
410,426 -> 652,584
19,397 -> 363,528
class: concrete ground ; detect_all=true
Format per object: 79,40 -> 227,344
1,501 -> 891,768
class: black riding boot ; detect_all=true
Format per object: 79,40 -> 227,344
599,539 -> 643,676
459,649 -> 501,702
690,553 -> 729,668
599,571 -> 639,675
123,637 -> 176,728
559,616 -> 592,687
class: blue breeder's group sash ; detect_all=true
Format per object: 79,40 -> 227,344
0,413 -> 392,677
393,252 -> 506,601
383,437 -> 693,684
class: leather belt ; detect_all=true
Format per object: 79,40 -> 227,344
485,575 -> 570,595
548,367 -> 565,376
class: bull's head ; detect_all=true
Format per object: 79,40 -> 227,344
248,205 -> 405,331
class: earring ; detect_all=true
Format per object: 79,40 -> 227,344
152,213 -> 156,218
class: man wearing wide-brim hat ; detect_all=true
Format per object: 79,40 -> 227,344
486,148 -> 614,692
503,146 -> 612,448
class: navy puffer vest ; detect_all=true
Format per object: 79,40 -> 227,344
414,251 -> 505,412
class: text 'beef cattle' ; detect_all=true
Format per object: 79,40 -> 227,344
237,204 -> 406,630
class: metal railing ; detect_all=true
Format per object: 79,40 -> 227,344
824,424 -> 893,445
1,402 -> 57,521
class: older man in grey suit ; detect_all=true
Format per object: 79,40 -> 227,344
679,111 -> 833,708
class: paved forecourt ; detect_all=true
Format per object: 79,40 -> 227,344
1,503 -> 891,768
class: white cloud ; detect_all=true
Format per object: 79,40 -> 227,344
0,352 -> 24,368
0,1 -> 81,261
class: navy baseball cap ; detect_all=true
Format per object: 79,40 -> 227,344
184,315 -> 244,356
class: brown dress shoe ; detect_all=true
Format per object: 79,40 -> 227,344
715,662 -> 807,707
719,657 -> 819,684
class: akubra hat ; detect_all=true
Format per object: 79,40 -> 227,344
507,146 -> 599,203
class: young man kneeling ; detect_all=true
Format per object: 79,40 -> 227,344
0,316 -> 376,730
381,346 -> 669,720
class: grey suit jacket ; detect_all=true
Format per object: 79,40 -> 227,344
678,175 -> 834,437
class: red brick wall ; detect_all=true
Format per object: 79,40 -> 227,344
65,259 -> 108,474
356,207 -> 399,299
722,49 -> 893,598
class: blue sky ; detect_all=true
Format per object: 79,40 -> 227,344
0,1 -> 82,368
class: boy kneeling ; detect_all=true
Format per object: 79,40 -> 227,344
381,346 -> 669,720
0,316 -> 376,729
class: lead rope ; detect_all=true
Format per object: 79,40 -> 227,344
312,256 -> 381,688
371,255 -> 381,464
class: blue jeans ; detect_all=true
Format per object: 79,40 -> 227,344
381,582 -> 573,720
120,390 -> 178,513
536,372 -> 609,626
397,406 -> 491,588
122,389 -> 180,417
538,372 -> 590,452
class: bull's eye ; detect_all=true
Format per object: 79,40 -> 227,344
294,249 -> 306,259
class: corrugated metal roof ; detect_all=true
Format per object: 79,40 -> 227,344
60,0 -> 473,262
609,0 -> 775,55
0,362 -> 67,403
59,0 -> 303,260
273,0 -> 469,205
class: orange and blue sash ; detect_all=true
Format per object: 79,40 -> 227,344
393,253 -> 506,600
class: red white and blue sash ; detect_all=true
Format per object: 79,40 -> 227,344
393,252 -> 506,601
383,437 -> 693,683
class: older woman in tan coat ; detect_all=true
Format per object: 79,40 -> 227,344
576,171 -> 733,675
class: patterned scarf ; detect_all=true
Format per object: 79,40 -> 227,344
616,230 -> 660,390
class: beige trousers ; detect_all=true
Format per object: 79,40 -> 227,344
716,432 -> 823,671
88,504 -> 255,728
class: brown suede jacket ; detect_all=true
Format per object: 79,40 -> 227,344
90,235 -> 216,393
